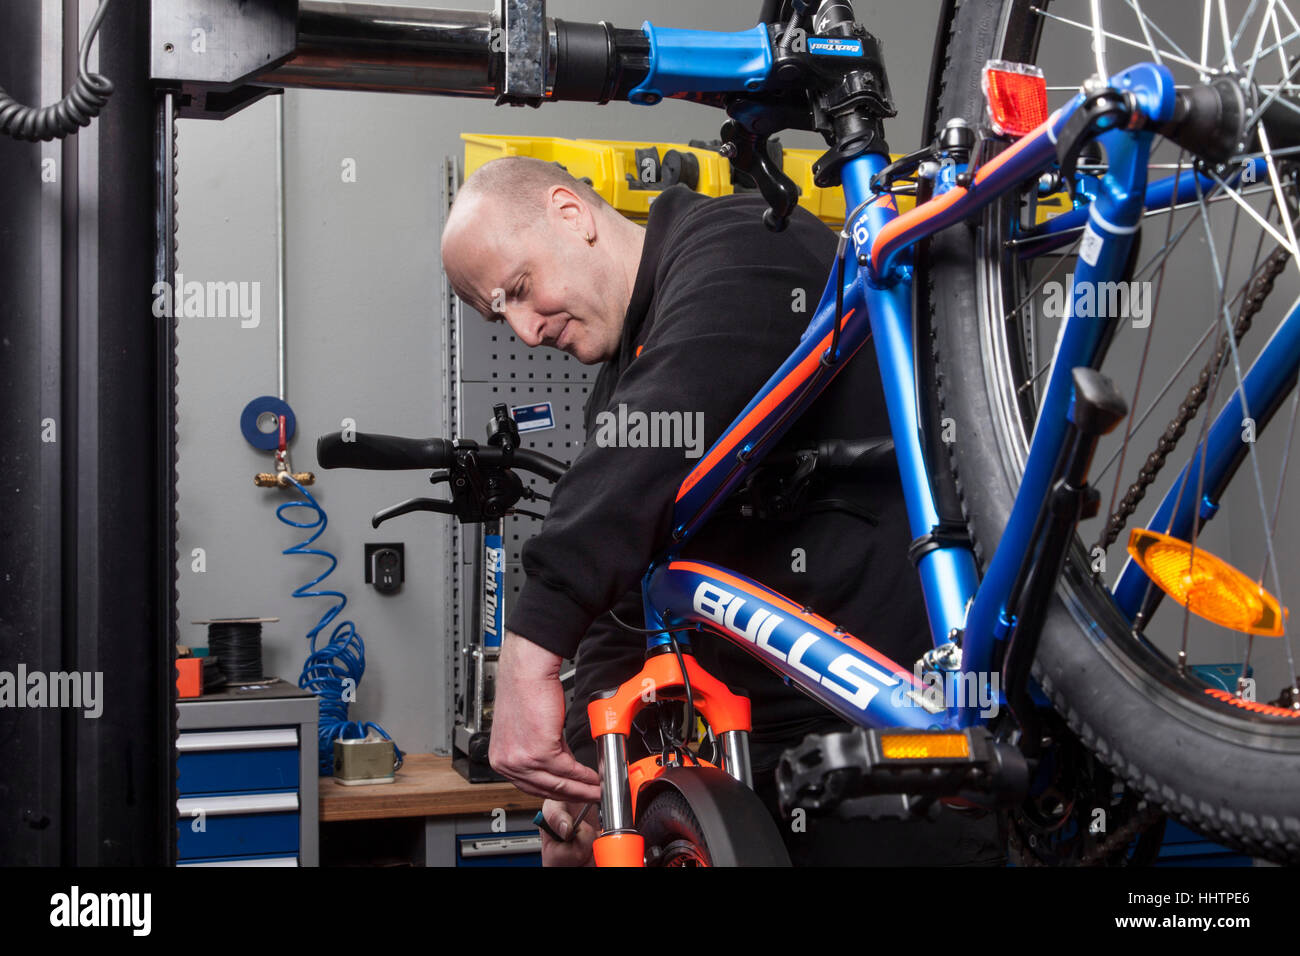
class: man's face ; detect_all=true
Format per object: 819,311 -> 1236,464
442,188 -> 625,365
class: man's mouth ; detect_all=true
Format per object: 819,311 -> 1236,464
555,319 -> 572,351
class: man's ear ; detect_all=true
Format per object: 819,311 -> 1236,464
548,184 -> 594,240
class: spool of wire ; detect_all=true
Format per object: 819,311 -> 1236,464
207,620 -> 265,683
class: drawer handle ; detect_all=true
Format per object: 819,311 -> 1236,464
460,835 -> 543,858
177,729 -> 298,752
177,792 -> 299,817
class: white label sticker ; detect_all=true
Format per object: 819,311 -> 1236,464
1079,224 -> 1103,267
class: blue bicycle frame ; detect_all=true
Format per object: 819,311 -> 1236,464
618,26 -> 1300,737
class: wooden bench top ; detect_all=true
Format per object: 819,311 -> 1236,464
319,753 -> 543,823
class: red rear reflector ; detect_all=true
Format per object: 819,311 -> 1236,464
982,60 -> 1048,138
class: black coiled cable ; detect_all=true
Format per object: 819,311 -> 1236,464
208,621 -> 266,684
0,0 -> 114,142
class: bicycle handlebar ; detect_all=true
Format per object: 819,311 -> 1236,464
317,432 -> 456,470
316,430 -> 569,482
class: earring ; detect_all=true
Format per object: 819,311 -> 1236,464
584,232 -> 595,245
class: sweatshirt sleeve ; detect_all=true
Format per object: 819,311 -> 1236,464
505,202 -> 837,659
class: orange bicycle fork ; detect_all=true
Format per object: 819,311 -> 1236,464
586,647 -> 754,867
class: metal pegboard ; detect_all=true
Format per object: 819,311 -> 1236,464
457,306 -> 598,383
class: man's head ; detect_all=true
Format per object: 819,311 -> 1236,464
441,156 -> 644,365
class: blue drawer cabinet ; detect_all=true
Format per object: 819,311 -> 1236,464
177,729 -> 301,794
176,687 -> 319,867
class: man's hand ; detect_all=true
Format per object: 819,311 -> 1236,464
538,799 -> 598,867
489,630 -> 603,803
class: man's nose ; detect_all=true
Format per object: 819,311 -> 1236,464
503,306 -> 545,348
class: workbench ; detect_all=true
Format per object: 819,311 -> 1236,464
319,754 -> 545,866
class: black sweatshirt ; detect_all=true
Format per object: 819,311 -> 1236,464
503,185 -> 931,772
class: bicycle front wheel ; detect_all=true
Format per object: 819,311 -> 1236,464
636,767 -> 791,867
925,0 -> 1300,862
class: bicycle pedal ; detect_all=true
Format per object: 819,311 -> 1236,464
832,793 -> 940,823
775,727 -> 1027,817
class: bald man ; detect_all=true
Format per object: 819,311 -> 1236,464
442,156 -> 1003,866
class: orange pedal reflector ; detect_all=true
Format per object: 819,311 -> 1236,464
879,732 -> 971,760
1127,528 -> 1288,636
982,60 -> 1048,138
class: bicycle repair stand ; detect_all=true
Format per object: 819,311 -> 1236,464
454,515 -> 507,783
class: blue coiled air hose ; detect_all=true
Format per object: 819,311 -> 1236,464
277,476 -> 403,775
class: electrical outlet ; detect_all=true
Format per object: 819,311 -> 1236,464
365,542 -> 404,594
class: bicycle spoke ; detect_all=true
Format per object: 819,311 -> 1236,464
1004,234 -> 1084,327
1206,167 -> 1298,256
1019,201 -> 1210,396
1259,373 -> 1300,707
1006,184 -> 1279,252
1129,0 -> 1163,66
1104,153 -> 1189,539
1243,0 -> 1278,89
1094,314 -> 1220,482
1261,387 -> 1300,585
1190,155 -> 1299,687
1245,40 -> 1300,128
1091,0 -> 1109,79
1034,6 -> 1204,73
1202,0 -> 1214,72
1229,0 -> 1264,59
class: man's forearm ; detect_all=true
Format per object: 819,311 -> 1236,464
501,628 -> 562,675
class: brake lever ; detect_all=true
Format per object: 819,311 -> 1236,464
371,496 -> 456,529
720,119 -> 801,232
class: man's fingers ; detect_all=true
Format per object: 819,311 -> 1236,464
491,743 -> 602,802
541,803 -> 571,841
503,767 -> 601,804
553,747 -> 602,788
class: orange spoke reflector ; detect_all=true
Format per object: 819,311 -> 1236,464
1127,528 -> 1288,636
1204,688 -> 1300,718
982,60 -> 1048,138
879,733 -> 970,760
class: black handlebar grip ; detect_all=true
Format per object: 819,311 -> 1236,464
316,432 -> 455,470
816,437 -> 896,473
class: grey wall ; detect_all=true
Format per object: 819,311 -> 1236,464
174,1 -> 944,757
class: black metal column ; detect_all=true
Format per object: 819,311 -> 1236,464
0,0 -> 173,865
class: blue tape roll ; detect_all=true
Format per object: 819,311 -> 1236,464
241,396 -> 296,451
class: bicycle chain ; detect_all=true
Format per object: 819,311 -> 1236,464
1097,244 -> 1291,552
1078,805 -> 1163,867
1010,801 -> 1163,866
